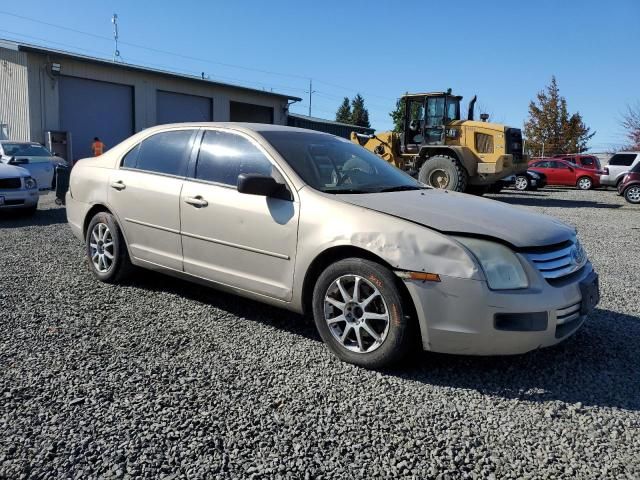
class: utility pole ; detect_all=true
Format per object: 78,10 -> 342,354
111,14 -> 121,62
306,79 -> 316,117
541,141 -> 545,158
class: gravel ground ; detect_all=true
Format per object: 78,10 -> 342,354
1,188 -> 639,479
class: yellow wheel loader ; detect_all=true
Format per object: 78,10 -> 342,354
351,91 -> 528,193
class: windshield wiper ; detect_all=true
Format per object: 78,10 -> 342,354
327,188 -> 373,194
377,185 -> 425,193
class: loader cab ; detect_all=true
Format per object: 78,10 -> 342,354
403,92 -> 461,153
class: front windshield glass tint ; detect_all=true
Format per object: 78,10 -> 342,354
260,131 -> 423,194
2,143 -> 52,157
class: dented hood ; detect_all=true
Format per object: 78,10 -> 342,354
336,189 -> 575,248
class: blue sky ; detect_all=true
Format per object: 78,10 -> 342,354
1,0 -> 638,151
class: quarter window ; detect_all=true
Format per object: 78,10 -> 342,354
608,153 -> 637,166
128,130 -> 194,176
195,130 -> 273,186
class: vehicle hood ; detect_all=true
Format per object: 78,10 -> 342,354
0,162 -> 30,179
1,155 -> 64,164
336,189 -> 575,248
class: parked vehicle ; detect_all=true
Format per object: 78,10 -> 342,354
0,162 -> 39,214
492,170 -> 547,192
0,141 -> 67,190
66,124 -> 599,368
552,154 -> 602,171
617,161 -> 640,204
528,159 -> 601,190
600,152 -> 640,187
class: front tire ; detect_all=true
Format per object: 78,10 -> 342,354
577,176 -> 593,190
86,212 -> 133,283
624,185 -> 640,204
312,258 -> 414,368
514,175 -> 530,191
418,155 -> 467,192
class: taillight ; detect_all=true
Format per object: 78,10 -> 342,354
604,167 -> 609,175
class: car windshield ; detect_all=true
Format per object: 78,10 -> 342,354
260,131 -> 424,194
2,143 -> 52,157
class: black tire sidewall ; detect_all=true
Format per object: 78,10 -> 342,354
85,212 -> 129,283
312,258 -> 412,368
418,156 -> 467,192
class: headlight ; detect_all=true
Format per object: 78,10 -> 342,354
528,171 -> 540,179
24,177 -> 37,190
454,237 -> 528,290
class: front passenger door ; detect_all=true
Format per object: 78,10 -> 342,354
180,129 -> 299,301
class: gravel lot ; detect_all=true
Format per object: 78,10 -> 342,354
1,188 -> 639,479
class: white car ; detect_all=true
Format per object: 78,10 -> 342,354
0,141 -> 67,190
0,162 -> 39,214
600,152 -> 639,187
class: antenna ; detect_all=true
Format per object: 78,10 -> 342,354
111,13 -> 121,62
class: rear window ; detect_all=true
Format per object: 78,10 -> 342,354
609,153 -> 637,166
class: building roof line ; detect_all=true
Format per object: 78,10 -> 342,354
0,38 -> 302,102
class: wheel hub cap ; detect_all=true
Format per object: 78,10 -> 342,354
323,275 -> 390,354
430,169 -> 449,189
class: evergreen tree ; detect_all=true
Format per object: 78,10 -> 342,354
350,94 -> 371,128
389,97 -> 405,132
524,76 -> 594,156
335,97 -> 352,124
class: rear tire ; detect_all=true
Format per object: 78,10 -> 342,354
624,185 -> 640,204
312,258 -> 414,368
418,155 -> 467,192
86,212 -> 133,283
577,176 -> 593,190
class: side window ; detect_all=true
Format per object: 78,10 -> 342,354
134,130 -> 194,176
581,157 -> 594,166
195,130 -> 273,186
609,154 -> 636,166
121,144 -> 140,169
554,161 -> 569,169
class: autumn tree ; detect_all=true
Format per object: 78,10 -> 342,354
524,76 -> 594,156
621,102 -> 640,150
335,97 -> 351,123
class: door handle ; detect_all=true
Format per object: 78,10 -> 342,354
184,196 -> 208,208
110,180 -> 126,191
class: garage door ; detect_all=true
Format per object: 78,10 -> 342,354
59,76 -> 134,161
157,91 -> 213,125
230,101 -> 274,124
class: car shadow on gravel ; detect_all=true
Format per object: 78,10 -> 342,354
396,308 -> 640,411
495,196 -> 623,209
127,271 -> 640,411
0,205 -> 67,228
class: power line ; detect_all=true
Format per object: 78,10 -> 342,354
0,9 -> 396,103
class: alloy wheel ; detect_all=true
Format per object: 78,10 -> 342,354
323,275 -> 390,354
626,186 -> 640,203
515,176 -> 529,190
89,222 -> 115,273
578,178 -> 592,190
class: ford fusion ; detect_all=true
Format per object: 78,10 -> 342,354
66,124 -> 599,368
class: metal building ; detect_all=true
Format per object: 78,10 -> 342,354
0,39 -> 301,161
287,113 -> 375,139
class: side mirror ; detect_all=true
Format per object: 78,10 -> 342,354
237,173 -> 292,201
567,166 -> 574,172
8,157 -> 29,165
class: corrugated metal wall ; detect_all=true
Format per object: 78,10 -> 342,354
0,45 -> 30,140
287,114 -> 374,139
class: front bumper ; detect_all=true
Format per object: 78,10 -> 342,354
404,261 -> 597,355
0,188 -> 39,210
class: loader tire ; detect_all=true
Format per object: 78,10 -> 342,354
418,155 -> 468,192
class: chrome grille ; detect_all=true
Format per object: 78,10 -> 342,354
525,242 -> 586,280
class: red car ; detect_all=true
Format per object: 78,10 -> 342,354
528,159 -> 602,190
552,154 -> 602,171
617,161 -> 640,204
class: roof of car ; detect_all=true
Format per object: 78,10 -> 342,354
138,122 -> 336,136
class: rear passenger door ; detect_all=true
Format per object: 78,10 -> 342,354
108,128 -> 197,271
180,128 -> 299,301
